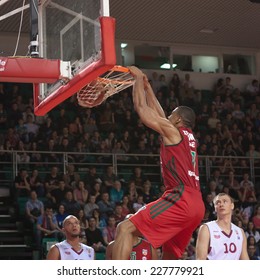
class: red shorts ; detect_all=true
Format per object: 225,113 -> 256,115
130,186 -> 205,258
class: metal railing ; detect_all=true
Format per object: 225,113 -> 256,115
0,150 -> 259,191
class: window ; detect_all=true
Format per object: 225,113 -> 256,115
223,54 -> 255,75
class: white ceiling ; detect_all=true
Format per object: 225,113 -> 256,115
1,0 -> 260,51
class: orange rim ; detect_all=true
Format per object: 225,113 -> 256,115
111,65 -> 130,73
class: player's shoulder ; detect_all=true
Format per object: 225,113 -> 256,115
203,220 -> 216,228
82,243 -> 95,252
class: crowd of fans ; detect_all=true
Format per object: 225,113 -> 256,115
0,71 -> 260,259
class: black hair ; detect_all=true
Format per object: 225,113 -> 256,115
176,106 -> 196,129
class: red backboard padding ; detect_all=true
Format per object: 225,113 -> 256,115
0,57 -> 61,83
33,16 -> 116,116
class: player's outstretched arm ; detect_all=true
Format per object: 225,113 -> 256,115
195,224 -> 210,260
143,75 -> 165,118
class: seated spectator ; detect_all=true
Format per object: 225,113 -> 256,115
207,111 -> 221,131
49,180 -> 70,207
126,181 -> 139,203
61,191 -> 81,216
245,221 -> 260,243
43,138 -> 60,164
84,194 -> 99,218
14,168 -> 31,198
63,164 -> 80,189
96,140 -> 111,163
102,165 -> 118,192
113,203 -> 125,225
24,114 -> 39,142
224,170 -> 240,201
25,190 -> 44,228
238,181 -> 257,204
98,102 -> 116,132
76,209 -> 89,244
141,180 -> 156,203
109,180 -> 124,204
55,204 -> 68,229
206,180 -> 219,200
44,166 -> 62,194
102,215 -> 117,246
73,180 -> 88,208
130,166 -> 147,190
90,182 -> 102,203
133,194 -> 145,213
232,103 -> 245,126
252,205 -> 260,232
111,141 -> 128,162
97,192 -> 115,221
247,236 -> 260,259
29,169 -> 45,197
85,166 -> 102,189
210,168 -> 224,191
85,217 -> 106,252
245,79 -> 259,104
119,130 -> 131,153
214,78 -> 225,97
203,193 -> 216,221
36,206 -> 63,249
246,144 -> 260,166
92,208 -> 107,228
121,195 -> 132,217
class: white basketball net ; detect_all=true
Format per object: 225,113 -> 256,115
77,66 -> 135,108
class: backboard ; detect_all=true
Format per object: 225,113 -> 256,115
34,0 -> 116,115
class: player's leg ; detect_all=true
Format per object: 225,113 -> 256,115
112,219 -> 140,259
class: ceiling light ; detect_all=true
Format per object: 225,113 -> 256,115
160,63 -> 177,69
200,28 -> 215,34
121,43 -> 128,49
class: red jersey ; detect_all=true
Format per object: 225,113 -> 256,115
160,127 -> 200,193
130,238 -> 153,260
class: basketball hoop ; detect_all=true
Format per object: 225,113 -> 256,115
77,65 -> 135,108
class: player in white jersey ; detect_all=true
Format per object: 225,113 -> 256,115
47,215 -> 95,260
196,193 -> 249,260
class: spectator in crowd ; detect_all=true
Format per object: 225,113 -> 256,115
76,209 -> 89,244
14,168 -> 31,198
121,195 -> 132,217
29,169 -> 45,197
49,180 -> 70,207
25,190 -> 44,228
73,180 -> 88,208
60,191 -> 81,216
252,205 -> 260,231
85,217 -> 106,252
55,204 -> 68,229
245,221 -> 260,243
36,206 -> 63,249
102,215 -> 117,246
92,208 -> 107,228
113,203 -> 125,225
102,165 -> 118,192
109,180 -> 124,204
84,194 -> 99,219
133,194 -> 146,213
44,166 -> 62,194
247,236 -> 260,259
126,181 -> 139,203
97,191 -> 115,221
85,166 -> 102,189
63,164 -> 81,189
